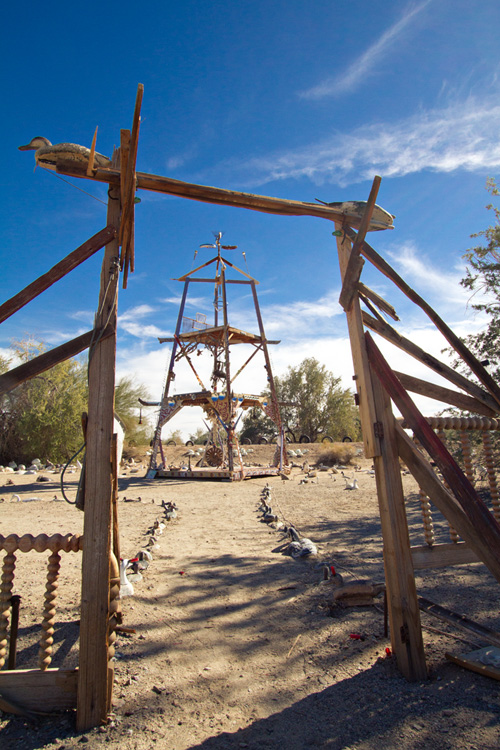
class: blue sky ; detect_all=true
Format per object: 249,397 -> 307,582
3,0 -> 500,438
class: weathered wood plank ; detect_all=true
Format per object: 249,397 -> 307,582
358,282 -> 399,321
419,597 -> 500,648
0,327 -> 114,396
349,228 -> 500,409
397,423 -> 500,582
446,652 -> 500,681
335,225 -> 380,457
0,668 -> 77,713
370,370 -> 427,680
77,179 -> 120,731
87,126 -> 98,176
362,311 -> 499,413
120,84 -> 143,287
339,176 -> 380,311
394,371 -> 498,417
366,335 -> 500,583
411,542 -> 480,570
119,129 -> 130,269
0,226 -> 116,324
55,161 -> 385,227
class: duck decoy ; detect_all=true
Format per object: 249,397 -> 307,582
286,525 -> 317,558
18,136 -> 111,170
315,199 -> 395,231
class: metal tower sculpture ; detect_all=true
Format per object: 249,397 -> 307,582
146,233 -> 288,480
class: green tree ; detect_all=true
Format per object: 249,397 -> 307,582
0,339 -> 152,462
240,358 -> 360,443
460,178 -> 500,381
239,407 -> 276,443
114,375 -> 151,446
164,428 -> 184,445
0,338 -> 88,464
188,427 -> 210,445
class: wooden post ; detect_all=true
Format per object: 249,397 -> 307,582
76,175 -> 120,730
370,372 -> 428,680
335,224 -> 380,458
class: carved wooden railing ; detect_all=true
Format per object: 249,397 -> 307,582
406,418 -> 500,570
0,533 -> 119,716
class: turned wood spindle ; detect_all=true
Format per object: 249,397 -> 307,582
436,428 -> 460,543
412,436 -> 435,546
419,488 -> 435,546
108,553 -> 121,661
0,552 -> 17,670
482,430 -> 500,522
460,430 -> 474,484
38,550 -> 61,671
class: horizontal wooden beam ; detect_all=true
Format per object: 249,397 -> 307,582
55,161 -> 379,227
0,226 -> 117,324
349,227 -> 500,409
362,311 -> 499,413
394,371 -> 499,417
396,423 -> 500,582
0,326 -> 114,395
0,668 -> 77,713
411,542 -> 480,570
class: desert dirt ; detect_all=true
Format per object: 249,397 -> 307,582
1,442 -> 500,750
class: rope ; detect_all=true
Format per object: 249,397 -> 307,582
87,257 -> 120,376
60,443 -> 86,505
45,170 -> 108,205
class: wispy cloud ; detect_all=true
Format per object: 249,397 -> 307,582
299,1 -> 431,100
118,321 -> 167,338
119,304 -> 156,320
218,98 -> 500,187
118,304 -> 167,338
386,242 -> 469,307
229,289 -> 345,338
161,295 -> 208,308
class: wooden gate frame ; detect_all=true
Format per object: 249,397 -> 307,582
3,83 -> 500,728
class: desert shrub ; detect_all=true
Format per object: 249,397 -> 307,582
316,443 -> 356,466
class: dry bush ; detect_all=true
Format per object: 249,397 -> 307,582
316,443 -> 356,466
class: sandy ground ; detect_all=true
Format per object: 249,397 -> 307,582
1,443 -> 500,750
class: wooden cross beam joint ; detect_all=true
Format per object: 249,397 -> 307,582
338,176 -> 381,311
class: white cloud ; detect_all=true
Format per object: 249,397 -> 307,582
385,241 -> 470,310
220,99 -> 500,187
118,321 -> 167,339
161,295 -> 208,308
119,304 -> 156,320
70,310 -> 94,324
299,1 -> 431,100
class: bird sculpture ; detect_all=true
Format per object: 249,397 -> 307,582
119,559 -> 134,597
344,476 -> 359,490
262,507 -> 279,524
162,500 -> 178,520
286,525 -> 317,558
18,136 -> 111,170
315,199 -> 395,231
